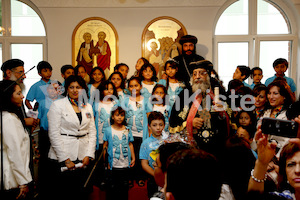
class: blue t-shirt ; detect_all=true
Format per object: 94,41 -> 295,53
139,135 -> 160,169
250,83 -> 264,89
26,79 -> 51,103
243,81 -> 251,88
38,97 -> 56,130
265,75 -> 296,92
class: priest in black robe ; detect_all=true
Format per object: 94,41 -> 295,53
173,35 -> 205,86
169,60 -> 230,158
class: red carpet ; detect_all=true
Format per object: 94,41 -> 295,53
89,181 -> 149,200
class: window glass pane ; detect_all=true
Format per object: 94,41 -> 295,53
215,0 -> 248,35
259,41 -> 290,83
11,44 -> 43,97
218,42 -> 249,89
11,0 -> 45,36
257,0 -> 289,34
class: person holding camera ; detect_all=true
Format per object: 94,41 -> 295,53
247,116 -> 300,200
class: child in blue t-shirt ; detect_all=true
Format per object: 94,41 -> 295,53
265,58 -> 296,96
158,59 -> 185,110
139,63 -> 157,99
121,76 -> 152,187
250,67 -> 263,89
140,111 -> 168,198
232,65 -> 251,88
103,106 -> 135,200
150,84 -> 171,132
60,64 -> 75,87
25,61 -> 53,109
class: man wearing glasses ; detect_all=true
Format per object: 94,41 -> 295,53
1,59 -> 26,88
1,59 -> 37,128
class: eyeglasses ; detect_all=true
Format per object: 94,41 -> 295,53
12,70 -> 25,75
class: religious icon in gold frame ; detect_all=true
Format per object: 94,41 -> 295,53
142,16 -> 187,78
72,17 -> 119,78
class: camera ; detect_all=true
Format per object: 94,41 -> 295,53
261,117 -> 299,138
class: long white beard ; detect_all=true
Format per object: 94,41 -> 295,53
191,76 -> 210,94
10,73 -> 26,91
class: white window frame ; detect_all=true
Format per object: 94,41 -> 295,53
0,0 -> 47,62
213,0 -> 298,87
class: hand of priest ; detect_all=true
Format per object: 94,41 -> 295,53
193,117 -> 204,130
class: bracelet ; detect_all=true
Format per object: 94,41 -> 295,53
251,169 -> 267,183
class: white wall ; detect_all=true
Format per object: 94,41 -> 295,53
30,0 -> 300,88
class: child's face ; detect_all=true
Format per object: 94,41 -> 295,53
39,68 -> 52,81
112,111 -> 125,125
153,87 -> 165,101
274,63 -> 287,76
165,64 -> 177,78
142,67 -> 153,81
254,90 -> 267,109
236,127 -> 252,144
149,119 -> 165,137
103,83 -> 114,98
128,79 -> 142,96
110,74 -> 122,89
117,65 -> 129,79
233,68 -> 244,81
239,112 -> 251,126
62,69 -> 75,79
253,70 -> 263,84
135,59 -> 144,71
77,67 -> 87,79
92,69 -> 104,83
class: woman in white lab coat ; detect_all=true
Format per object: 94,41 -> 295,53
47,75 -> 96,200
0,80 -> 32,200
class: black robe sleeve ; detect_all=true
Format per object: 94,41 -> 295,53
169,87 -> 193,134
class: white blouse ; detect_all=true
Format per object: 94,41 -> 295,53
1,111 -> 32,190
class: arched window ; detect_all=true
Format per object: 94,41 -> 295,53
0,0 -> 47,95
214,0 -> 297,89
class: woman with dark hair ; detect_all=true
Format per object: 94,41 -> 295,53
248,119 -> 300,200
0,80 -> 32,199
259,80 -> 295,152
253,84 -> 269,121
47,75 -> 96,200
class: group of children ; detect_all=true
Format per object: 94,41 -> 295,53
25,57 -> 187,199
24,56 -> 297,199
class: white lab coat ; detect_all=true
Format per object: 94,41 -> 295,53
47,97 -> 96,162
0,111 -> 32,190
